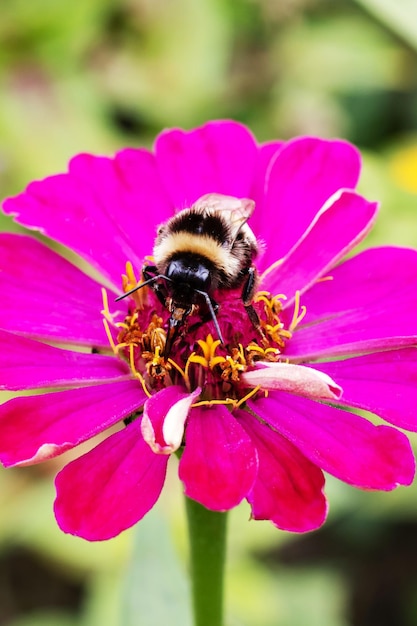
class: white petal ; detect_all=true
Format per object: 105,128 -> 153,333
163,390 -> 200,451
242,362 -> 342,400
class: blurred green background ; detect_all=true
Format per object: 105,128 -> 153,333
1,0 -> 417,625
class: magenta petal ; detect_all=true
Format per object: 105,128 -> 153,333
242,362 -> 342,400
179,405 -> 258,510
0,381 -> 146,467
155,120 -> 258,208
261,191 -> 378,300
287,246 -> 417,359
0,329 -> 130,390
249,140 -> 285,212
3,149 -> 172,289
252,137 -> 361,269
315,348 -> 417,431
54,419 -> 168,540
141,386 -> 200,453
237,409 -> 327,532
0,233 -> 108,347
249,393 -> 415,490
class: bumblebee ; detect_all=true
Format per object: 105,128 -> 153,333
117,194 -> 262,357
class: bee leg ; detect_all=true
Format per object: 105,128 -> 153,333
241,267 -> 267,343
187,295 -> 225,344
142,265 -> 169,307
193,290 -> 224,344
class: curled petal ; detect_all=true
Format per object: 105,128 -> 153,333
250,393 -> 415,490
179,405 -> 258,511
54,419 -> 168,541
237,409 -> 327,532
261,191 -> 378,301
252,136 -> 361,268
141,386 -> 201,454
242,362 -> 342,400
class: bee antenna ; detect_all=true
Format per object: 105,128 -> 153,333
194,289 -> 224,344
115,274 -> 170,302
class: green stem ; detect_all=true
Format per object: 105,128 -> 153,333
185,496 -> 228,626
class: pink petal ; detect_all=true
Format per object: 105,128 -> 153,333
0,380 -> 146,467
237,409 -> 327,532
0,329 -> 130,390
261,191 -> 378,301
0,233 -> 108,347
242,362 -> 341,400
141,386 -> 200,454
3,149 -> 172,289
179,405 -> 258,510
287,247 -> 417,359
315,348 -> 417,431
54,419 -> 168,540
252,137 -> 361,270
249,393 -> 415,490
249,140 -> 285,212
155,120 -> 258,209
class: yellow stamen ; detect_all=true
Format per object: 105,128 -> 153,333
114,312 -> 139,331
102,318 -> 118,353
255,292 -> 287,317
316,274 -> 334,283
183,354 -> 194,389
115,341 -> 130,352
189,335 -> 226,369
289,290 -> 307,332
236,385 -> 261,408
191,385 -> 262,410
121,261 -> 148,309
192,398 -> 237,409
168,358 -> 187,380
122,261 -> 139,293
129,344 -> 151,398
101,287 -> 116,324
246,343 -> 280,364
189,354 -> 214,368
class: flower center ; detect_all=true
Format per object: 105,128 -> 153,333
101,263 -> 306,408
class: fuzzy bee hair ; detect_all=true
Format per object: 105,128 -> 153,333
153,196 -> 258,290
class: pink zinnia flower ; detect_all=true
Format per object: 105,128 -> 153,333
0,121 -> 416,541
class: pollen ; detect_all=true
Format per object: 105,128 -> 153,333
220,345 -> 247,383
102,266 -> 308,413
246,342 -> 280,366
254,290 -> 294,347
101,287 -> 171,394
121,261 -> 148,309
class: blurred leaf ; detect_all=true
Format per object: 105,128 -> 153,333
90,0 -> 231,126
0,0 -> 111,70
354,0 -> 417,52
357,149 -> 417,249
277,14 -> 404,92
8,613 -> 77,626
121,505 -> 191,626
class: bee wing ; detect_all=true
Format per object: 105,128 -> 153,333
192,193 -> 255,243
